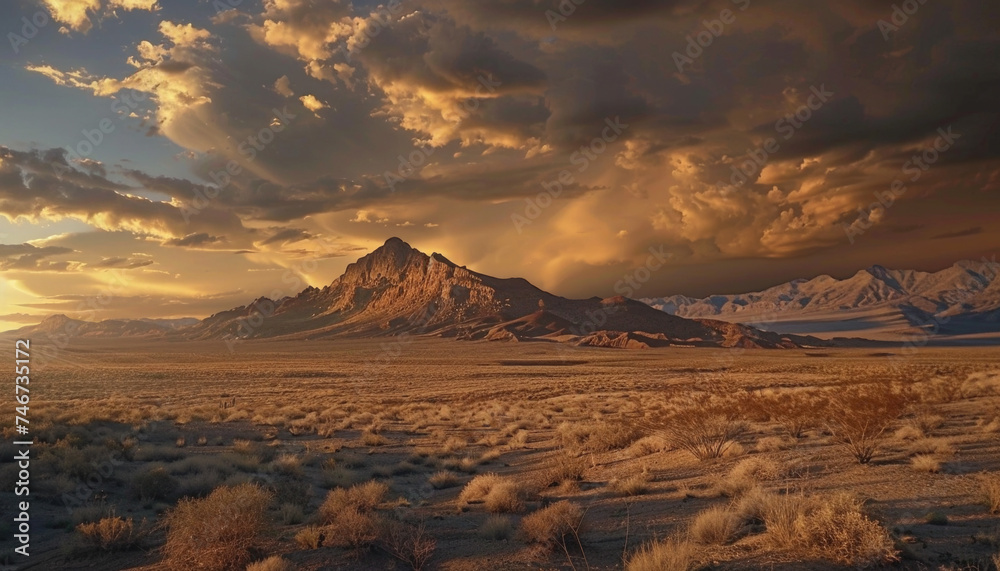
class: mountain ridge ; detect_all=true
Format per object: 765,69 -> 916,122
7,238 -> 837,349
642,259 -> 1000,341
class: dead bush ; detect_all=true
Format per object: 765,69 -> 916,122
294,526 -> 323,549
428,470 -> 460,489
763,492 -> 899,567
659,396 -> 748,461
245,556 -> 291,571
690,506 -> 740,545
770,391 -> 827,438
76,515 -> 146,552
980,473 -> 1000,513
823,383 -> 910,464
132,466 -> 178,501
378,519 -> 436,570
520,501 -> 586,560
626,537 -> 696,571
318,480 -> 389,523
163,483 -> 273,571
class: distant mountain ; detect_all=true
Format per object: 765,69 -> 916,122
642,260 -> 1000,342
8,237 -> 835,349
14,314 -> 177,338
180,237 -> 827,348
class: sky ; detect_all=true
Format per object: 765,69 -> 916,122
0,0 -> 998,330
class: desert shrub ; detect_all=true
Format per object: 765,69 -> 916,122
294,526 -> 324,549
660,396 -> 748,460
361,430 -> 389,446
76,515 -> 145,552
278,502 -> 304,525
980,473 -> 1000,513
689,506 -> 740,545
713,456 -> 784,498
484,481 -> 525,513
626,537 -> 696,571
325,508 -> 381,549
734,486 -> 778,526
458,473 -> 504,504
763,492 -> 898,567
608,472 -> 652,497
538,454 -> 587,487
627,435 -> 666,457
823,383 -> 910,464
770,391 -> 827,438
910,455 -> 941,473
428,470 -> 460,489
163,483 -> 273,571
271,454 -> 302,476
585,421 -> 643,452
520,501 -> 585,552
909,437 -> 956,456
318,480 -> 388,523
245,556 -> 291,571
377,519 -> 436,570
755,435 -> 795,452
479,515 -> 514,540
132,466 -> 178,501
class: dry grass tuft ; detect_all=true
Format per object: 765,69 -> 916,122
608,469 -> 653,497
484,481 -> 526,513
519,500 -> 585,550
910,454 -> 942,473
755,435 -> 795,452
479,515 -> 514,540
909,437 -> 956,456
428,470 -> 461,489
318,480 -> 389,523
763,492 -> 899,567
246,556 -> 292,571
626,537 -> 697,571
294,526 -> 323,549
980,473 -> 1000,513
76,515 -> 146,552
163,483 -> 273,571
689,506 -> 740,545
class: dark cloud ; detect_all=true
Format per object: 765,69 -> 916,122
931,227 -> 984,240
0,244 -> 76,272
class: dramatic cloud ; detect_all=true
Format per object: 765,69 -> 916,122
2,0 -> 999,327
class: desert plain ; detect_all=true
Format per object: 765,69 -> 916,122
1,338 -> 998,571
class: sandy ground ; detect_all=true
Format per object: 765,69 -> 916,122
1,338 -> 998,570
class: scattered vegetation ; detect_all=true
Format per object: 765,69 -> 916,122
163,483 -> 273,571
